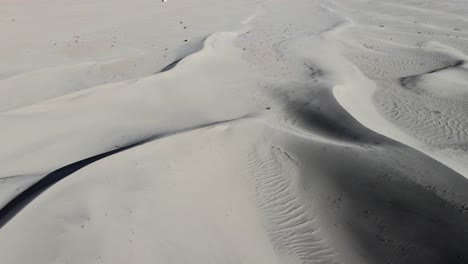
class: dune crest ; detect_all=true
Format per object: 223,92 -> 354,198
1,0 -> 468,263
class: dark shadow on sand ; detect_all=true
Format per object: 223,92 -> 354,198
0,116 -> 248,229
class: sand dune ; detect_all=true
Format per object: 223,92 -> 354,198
1,0 -> 468,263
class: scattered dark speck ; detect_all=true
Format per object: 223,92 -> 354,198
266,107 -> 271,110
184,39 -> 188,42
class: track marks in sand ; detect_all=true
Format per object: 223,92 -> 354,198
248,146 -> 338,264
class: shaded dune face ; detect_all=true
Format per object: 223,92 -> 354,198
272,84 -> 468,263
280,86 -> 386,144
1,0 -> 468,263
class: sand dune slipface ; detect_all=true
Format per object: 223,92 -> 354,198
272,85 -> 468,263
1,0 -> 468,263
324,0 -> 468,176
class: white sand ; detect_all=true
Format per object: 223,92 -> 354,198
1,0 -> 468,263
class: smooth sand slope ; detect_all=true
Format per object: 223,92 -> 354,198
1,0 -> 468,263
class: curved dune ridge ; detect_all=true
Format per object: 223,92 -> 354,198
1,0 -> 468,263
